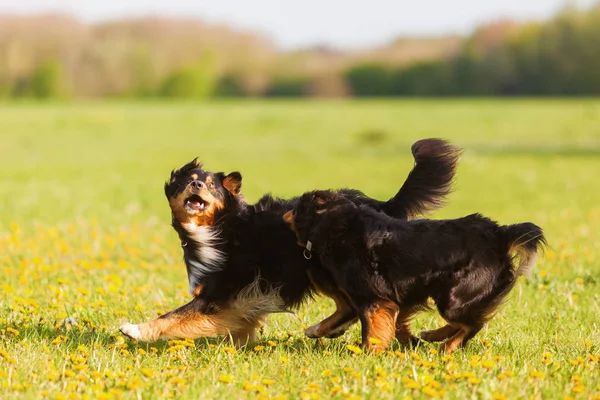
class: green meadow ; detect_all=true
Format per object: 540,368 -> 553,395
1,100 -> 599,399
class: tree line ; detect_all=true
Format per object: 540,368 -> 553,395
1,4 -> 599,99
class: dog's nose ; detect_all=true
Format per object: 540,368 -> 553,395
190,180 -> 205,190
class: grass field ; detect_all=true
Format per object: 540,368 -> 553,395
1,100 -> 599,399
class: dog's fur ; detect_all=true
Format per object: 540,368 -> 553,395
284,190 -> 546,353
119,139 -> 461,345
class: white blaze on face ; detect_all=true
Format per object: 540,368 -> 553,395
183,222 -> 226,294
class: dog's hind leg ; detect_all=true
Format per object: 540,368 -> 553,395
435,263 -> 516,353
230,317 -> 265,347
420,324 -> 460,342
359,300 -> 399,353
395,307 -> 420,347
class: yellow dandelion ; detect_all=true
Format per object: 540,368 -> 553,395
571,357 -> 585,366
6,327 -> 19,335
141,368 -> 155,378
395,350 -> 406,359
254,345 -> 265,352
572,384 -> 585,393
219,374 -> 234,384
529,370 -> 545,379
422,386 -> 439,398
330,385 -> 343,394
468,377 -> 481,385
280,356 -> 289,364
223,346 -> 236,354
306,382 -> 321,392
492,392 -> 506,400
262,377 -> 275,386
368,337 -> 382,345
347,344 -> 362,354
267,340 -> 277,347
404,379 -> 421,389
321,370 -> 332,377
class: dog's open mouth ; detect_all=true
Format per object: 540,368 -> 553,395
184,195 -> 208,214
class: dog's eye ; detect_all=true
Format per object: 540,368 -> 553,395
207,182 -> 215,189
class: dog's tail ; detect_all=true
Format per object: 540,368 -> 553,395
382,138 -> 462,219
501,222 -> 547,277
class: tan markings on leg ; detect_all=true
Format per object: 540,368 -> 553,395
439,324 -> 470,354
304,270 -> 356,338
305,294 -> 355,338
420,324 -> 461,342
395,308 -> 419,346
120,277 -> 285,343
120,309 -> 246,342
363,300 -> 399,353
229,317 -> 264,347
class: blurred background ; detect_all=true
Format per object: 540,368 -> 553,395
1,0 -> 599,99
1,5 -> 600,399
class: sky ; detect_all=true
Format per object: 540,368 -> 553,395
0,0 -> 597,49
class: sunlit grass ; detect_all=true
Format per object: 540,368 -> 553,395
1,100 -> 599,399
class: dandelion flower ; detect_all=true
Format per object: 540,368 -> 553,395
219,374 -> 234,384
347,344 -> 362,355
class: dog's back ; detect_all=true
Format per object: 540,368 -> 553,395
356,209 -> 544,273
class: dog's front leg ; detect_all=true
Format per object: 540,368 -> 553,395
305,296 -> 358,339
395,307 -> 421,347
119,297 -> 242,342
304,269 -> 358,339
359,300 -> 399,353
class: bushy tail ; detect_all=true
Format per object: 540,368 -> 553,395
502,222 -> 547,277
382,138 -> 462,219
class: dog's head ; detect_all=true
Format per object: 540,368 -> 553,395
283,190 -> 355,247
164,158 -> 243,229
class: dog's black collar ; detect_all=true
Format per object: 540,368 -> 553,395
303,213 -> 319,260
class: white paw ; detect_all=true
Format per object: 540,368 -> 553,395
119,323 -> 141,340
304,323 -> 322,338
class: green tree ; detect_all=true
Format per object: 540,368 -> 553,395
344,63 -> 393,96
158,55 -> 216,98
31,60 -> 64,98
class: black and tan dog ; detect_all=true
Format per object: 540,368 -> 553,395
119,139 -> 461,346
283,190 -> 546,353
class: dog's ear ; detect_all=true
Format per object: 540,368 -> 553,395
222,172 -> 242,195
